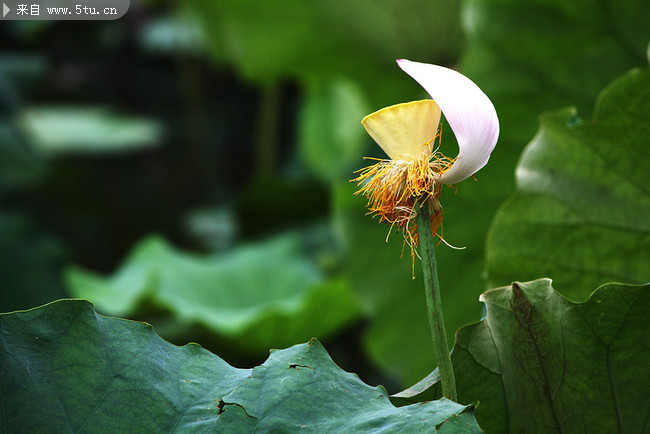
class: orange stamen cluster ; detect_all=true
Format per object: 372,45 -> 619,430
352,138 -> 455,266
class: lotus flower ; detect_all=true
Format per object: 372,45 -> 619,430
354,59 -> 499,253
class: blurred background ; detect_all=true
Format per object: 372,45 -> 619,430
1,0 -> 648,391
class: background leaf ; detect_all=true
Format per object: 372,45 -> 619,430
186,0 -> 462,92
486,67 -> 650,299
394,279 -> 650,433
18,106 -> 163,155
0,299 -> 481,432
66,232 -> 361,352
462,0 -> 650,149
299,77 -> 370,183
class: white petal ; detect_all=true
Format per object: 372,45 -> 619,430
361,100 -> 441,161
397,59 -> 499,184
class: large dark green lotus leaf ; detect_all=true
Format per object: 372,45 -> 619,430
0,300 -> 481,432
394,279 -> 650,433
486,67 -> 650,298
66,233 -> 360,351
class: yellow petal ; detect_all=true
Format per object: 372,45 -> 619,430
361,100 -> 440,161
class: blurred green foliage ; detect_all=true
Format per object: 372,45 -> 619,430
299,77 -> 370,183
67,232 -> 360,352
0,0 -> 649,398
0,212 -> 68,310
186,0 -> 462,95
18,106 -> 162,155
487,67 -> 650,298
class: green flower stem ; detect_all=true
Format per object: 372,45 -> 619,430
417,201 -> 457,401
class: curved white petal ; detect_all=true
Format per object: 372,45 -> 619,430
361,100 -> 441,161
397,59 -> 499,184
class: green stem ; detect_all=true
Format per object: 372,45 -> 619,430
417,201 -> 457,401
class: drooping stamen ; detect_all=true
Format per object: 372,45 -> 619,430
352,127 -> 462,274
